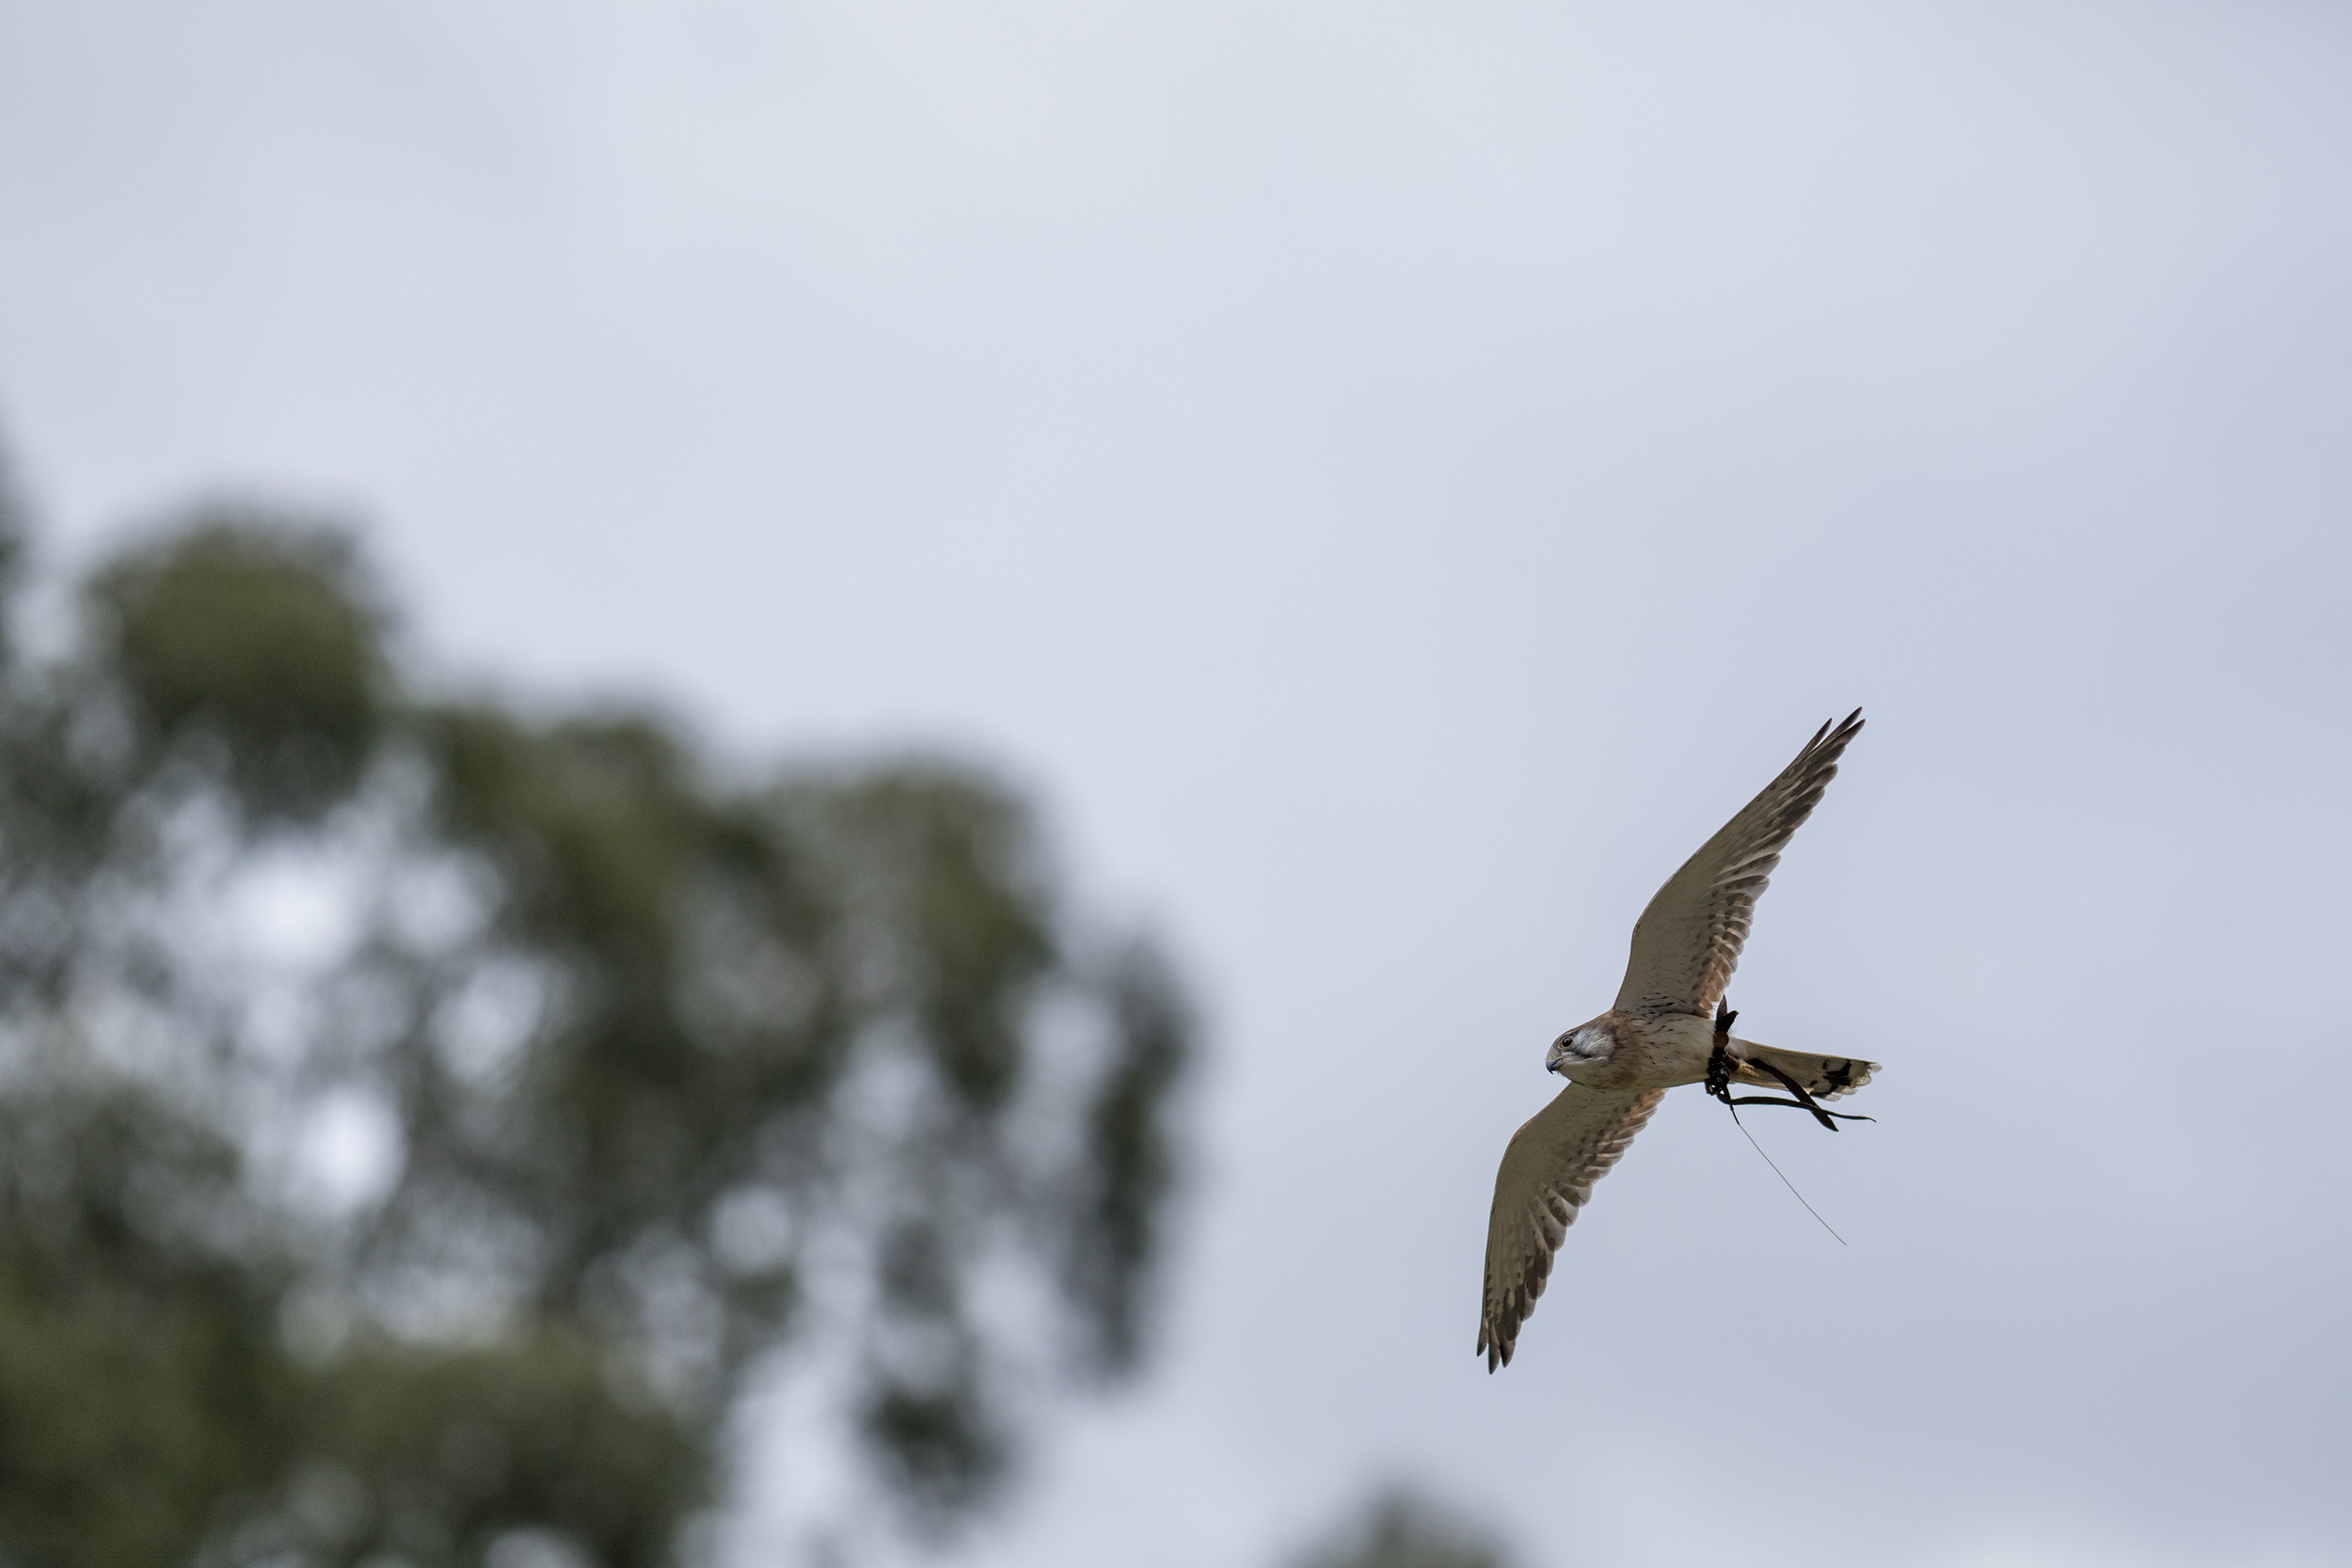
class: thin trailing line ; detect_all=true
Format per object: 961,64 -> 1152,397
1729,1101 -> 1847,1246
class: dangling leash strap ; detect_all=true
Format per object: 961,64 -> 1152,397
1705,1003 -> 1874,1132
1706,1000 -> 1860,1244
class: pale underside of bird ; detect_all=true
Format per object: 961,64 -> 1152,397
1477,709 -> 1878,1372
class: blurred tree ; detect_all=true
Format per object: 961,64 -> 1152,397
0,457 -> 1193,1567
1287,1489 -> 1519,1568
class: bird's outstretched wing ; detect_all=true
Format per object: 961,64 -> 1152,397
1478,1082 -> 1664,1371
1612,709 -> 1864,1018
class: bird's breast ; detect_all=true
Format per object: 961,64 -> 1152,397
1583,1011 -> 1719,1091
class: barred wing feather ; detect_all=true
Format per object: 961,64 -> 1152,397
1478,1083 -> 1665,1371
1612,709 -> 1864,1018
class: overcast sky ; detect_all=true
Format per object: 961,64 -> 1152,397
4,2 -> 2350,1565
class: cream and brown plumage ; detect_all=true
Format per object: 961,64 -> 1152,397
1477,709 -> 1877,1372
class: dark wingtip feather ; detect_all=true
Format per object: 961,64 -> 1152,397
1478,1312 -> 1517,1372
1803,707 -> 1866,766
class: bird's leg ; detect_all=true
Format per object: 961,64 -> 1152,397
1705,998 -> 1872,1130
1705,1001 -> 1740,1104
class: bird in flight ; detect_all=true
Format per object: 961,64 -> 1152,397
1478,709 -> 1876,1372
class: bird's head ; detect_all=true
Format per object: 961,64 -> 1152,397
1546,1022 -> 1611,1077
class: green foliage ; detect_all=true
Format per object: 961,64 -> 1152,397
0,1089 -> 298,1568
1063,942 -> 1190,1373
0,445 -> 25,665
87,514 -> 389,822
0,464 -> 1194,1567
269,1332 -> 706,1568
1289,1490 -> 1518,1568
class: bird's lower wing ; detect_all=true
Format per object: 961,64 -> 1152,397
1478,1082 -> 1665,1372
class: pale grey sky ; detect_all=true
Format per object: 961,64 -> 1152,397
3,3 -> 2349,1565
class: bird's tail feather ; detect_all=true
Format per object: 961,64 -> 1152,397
1733,1042 -> 1878,1101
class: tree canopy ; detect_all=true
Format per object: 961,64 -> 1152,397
1289,1490 -> 1518,1568
0,451 -> 1193,1567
